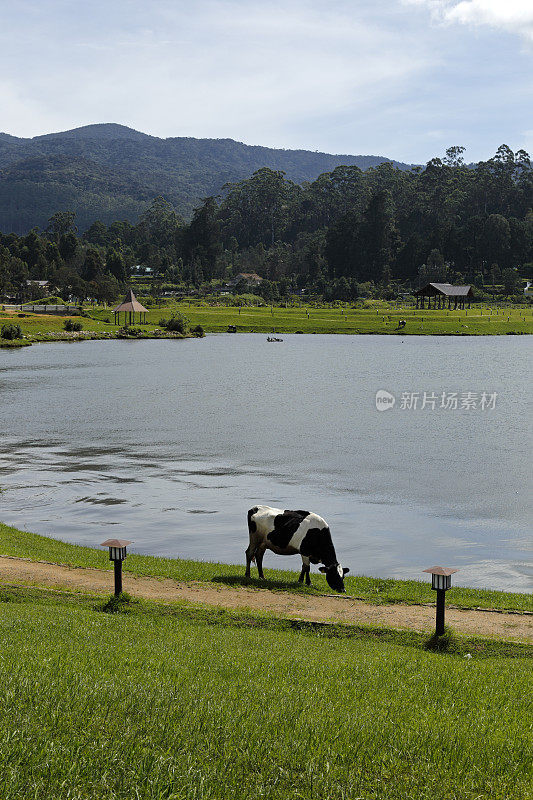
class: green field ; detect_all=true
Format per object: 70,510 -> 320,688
0,525 -> 531,798
2,301 -> 532,343
95,302 -> 533,336
0,587 -> 531,800
1,521 -> 531,612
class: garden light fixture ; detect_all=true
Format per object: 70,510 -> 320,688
423,566 -> 458,636
101,539 -> 132,596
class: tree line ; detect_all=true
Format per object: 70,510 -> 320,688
1,145 -> 531,303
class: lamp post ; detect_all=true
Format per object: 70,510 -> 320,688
101,539 -> 132,596
423,566 -> 458,636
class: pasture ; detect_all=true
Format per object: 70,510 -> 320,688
2,301 -> 531,342
93,301 -> 533,336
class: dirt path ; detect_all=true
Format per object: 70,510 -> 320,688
1,556 -> 531,643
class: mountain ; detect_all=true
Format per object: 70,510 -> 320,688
0,124 -> 413,233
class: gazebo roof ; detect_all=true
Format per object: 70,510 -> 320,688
113,289 -> 148,313
415,283 -> 472,297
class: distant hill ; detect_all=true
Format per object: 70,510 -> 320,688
0,123 -> 413,233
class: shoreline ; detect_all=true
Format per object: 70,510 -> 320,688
2,303 -> 532,344
2,328 -> 532,347
0,520 -> 530,613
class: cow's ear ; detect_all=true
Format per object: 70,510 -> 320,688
343,568 -> 350,575
318,566 -> 327,573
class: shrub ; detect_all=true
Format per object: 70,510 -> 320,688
118,326 -> 143,337
1,323 -> 22,340
162,314 -> 189,334
191,324 -> 205,337
64,319 -> 83,332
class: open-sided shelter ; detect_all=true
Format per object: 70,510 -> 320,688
113,289 -> 148,325
414,283 -> 473,309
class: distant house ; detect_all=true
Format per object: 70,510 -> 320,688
524,281 -> 532,298
26,280 -> 50,289
227,272 -> 263,290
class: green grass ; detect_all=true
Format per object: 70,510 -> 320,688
1,521 -> 531,612
0,591 -> 531,799
0,310 -> 119,340
88,301 -> 533,335
2,302 -> 532,340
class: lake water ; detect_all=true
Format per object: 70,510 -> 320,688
0,335 -> 531,592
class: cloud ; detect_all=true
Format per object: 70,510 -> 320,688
0,1 -> 531,161
0,0 -> 432,147
404,0 -> 533,41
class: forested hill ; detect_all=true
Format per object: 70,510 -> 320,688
0,123 -> 412,233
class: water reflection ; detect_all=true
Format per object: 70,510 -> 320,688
0,335 -> 531,591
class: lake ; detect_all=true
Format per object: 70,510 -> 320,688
0,335 -> 531,591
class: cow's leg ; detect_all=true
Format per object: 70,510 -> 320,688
299,556 -> 311,586
245,542 -> 255,578
255,544 -> 267,579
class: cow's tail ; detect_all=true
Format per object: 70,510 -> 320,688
247,507 -> 259,562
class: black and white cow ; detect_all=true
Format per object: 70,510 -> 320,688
246,505 -> 349,592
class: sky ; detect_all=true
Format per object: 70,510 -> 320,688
0,0 -> 531,163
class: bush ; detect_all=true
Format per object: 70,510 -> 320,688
23,295 -> 65,306
162,314 -> 189,334
118,326 -> 143,337
64,319 -> 83,332
1,323 -> 22,340
191,324 -> 205,337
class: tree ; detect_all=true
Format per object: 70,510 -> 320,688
324,211 -> 361,280
359,190 -> 397,282
89,274 -> 120,304
220,168 -> 298,248
84,221 -> 109,247
82,247 -> 105,282
58,232 -> 79,264
183,197 -> 222,280
483,214 -> 511,269
444,146 -> 466,167
501,268 -> 519,294
46,211 -> 77,242
106,248 -> 127,282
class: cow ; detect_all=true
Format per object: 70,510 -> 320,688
245,505 -> 349,592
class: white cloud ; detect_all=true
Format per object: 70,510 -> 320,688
405,0 -> 533,40
1,0 -> 433,147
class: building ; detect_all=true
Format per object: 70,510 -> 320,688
414,283 -> 473,309
227,273 -> 263,290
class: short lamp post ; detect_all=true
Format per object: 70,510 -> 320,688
101,539 -> 132,596
423,566 -> 458,636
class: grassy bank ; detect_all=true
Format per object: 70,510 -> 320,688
1,302 -> 532,342
91,301 -> 533,335
1,521 -> 530,612
0,589 -> 531,800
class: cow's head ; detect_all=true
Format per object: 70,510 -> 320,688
319,563 -> 350,592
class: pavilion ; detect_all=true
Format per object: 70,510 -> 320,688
414,283 -> 473,309
113,289 -> 148,325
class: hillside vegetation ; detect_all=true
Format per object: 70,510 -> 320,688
1,138 -> 530,304
0,123 -> 411,232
